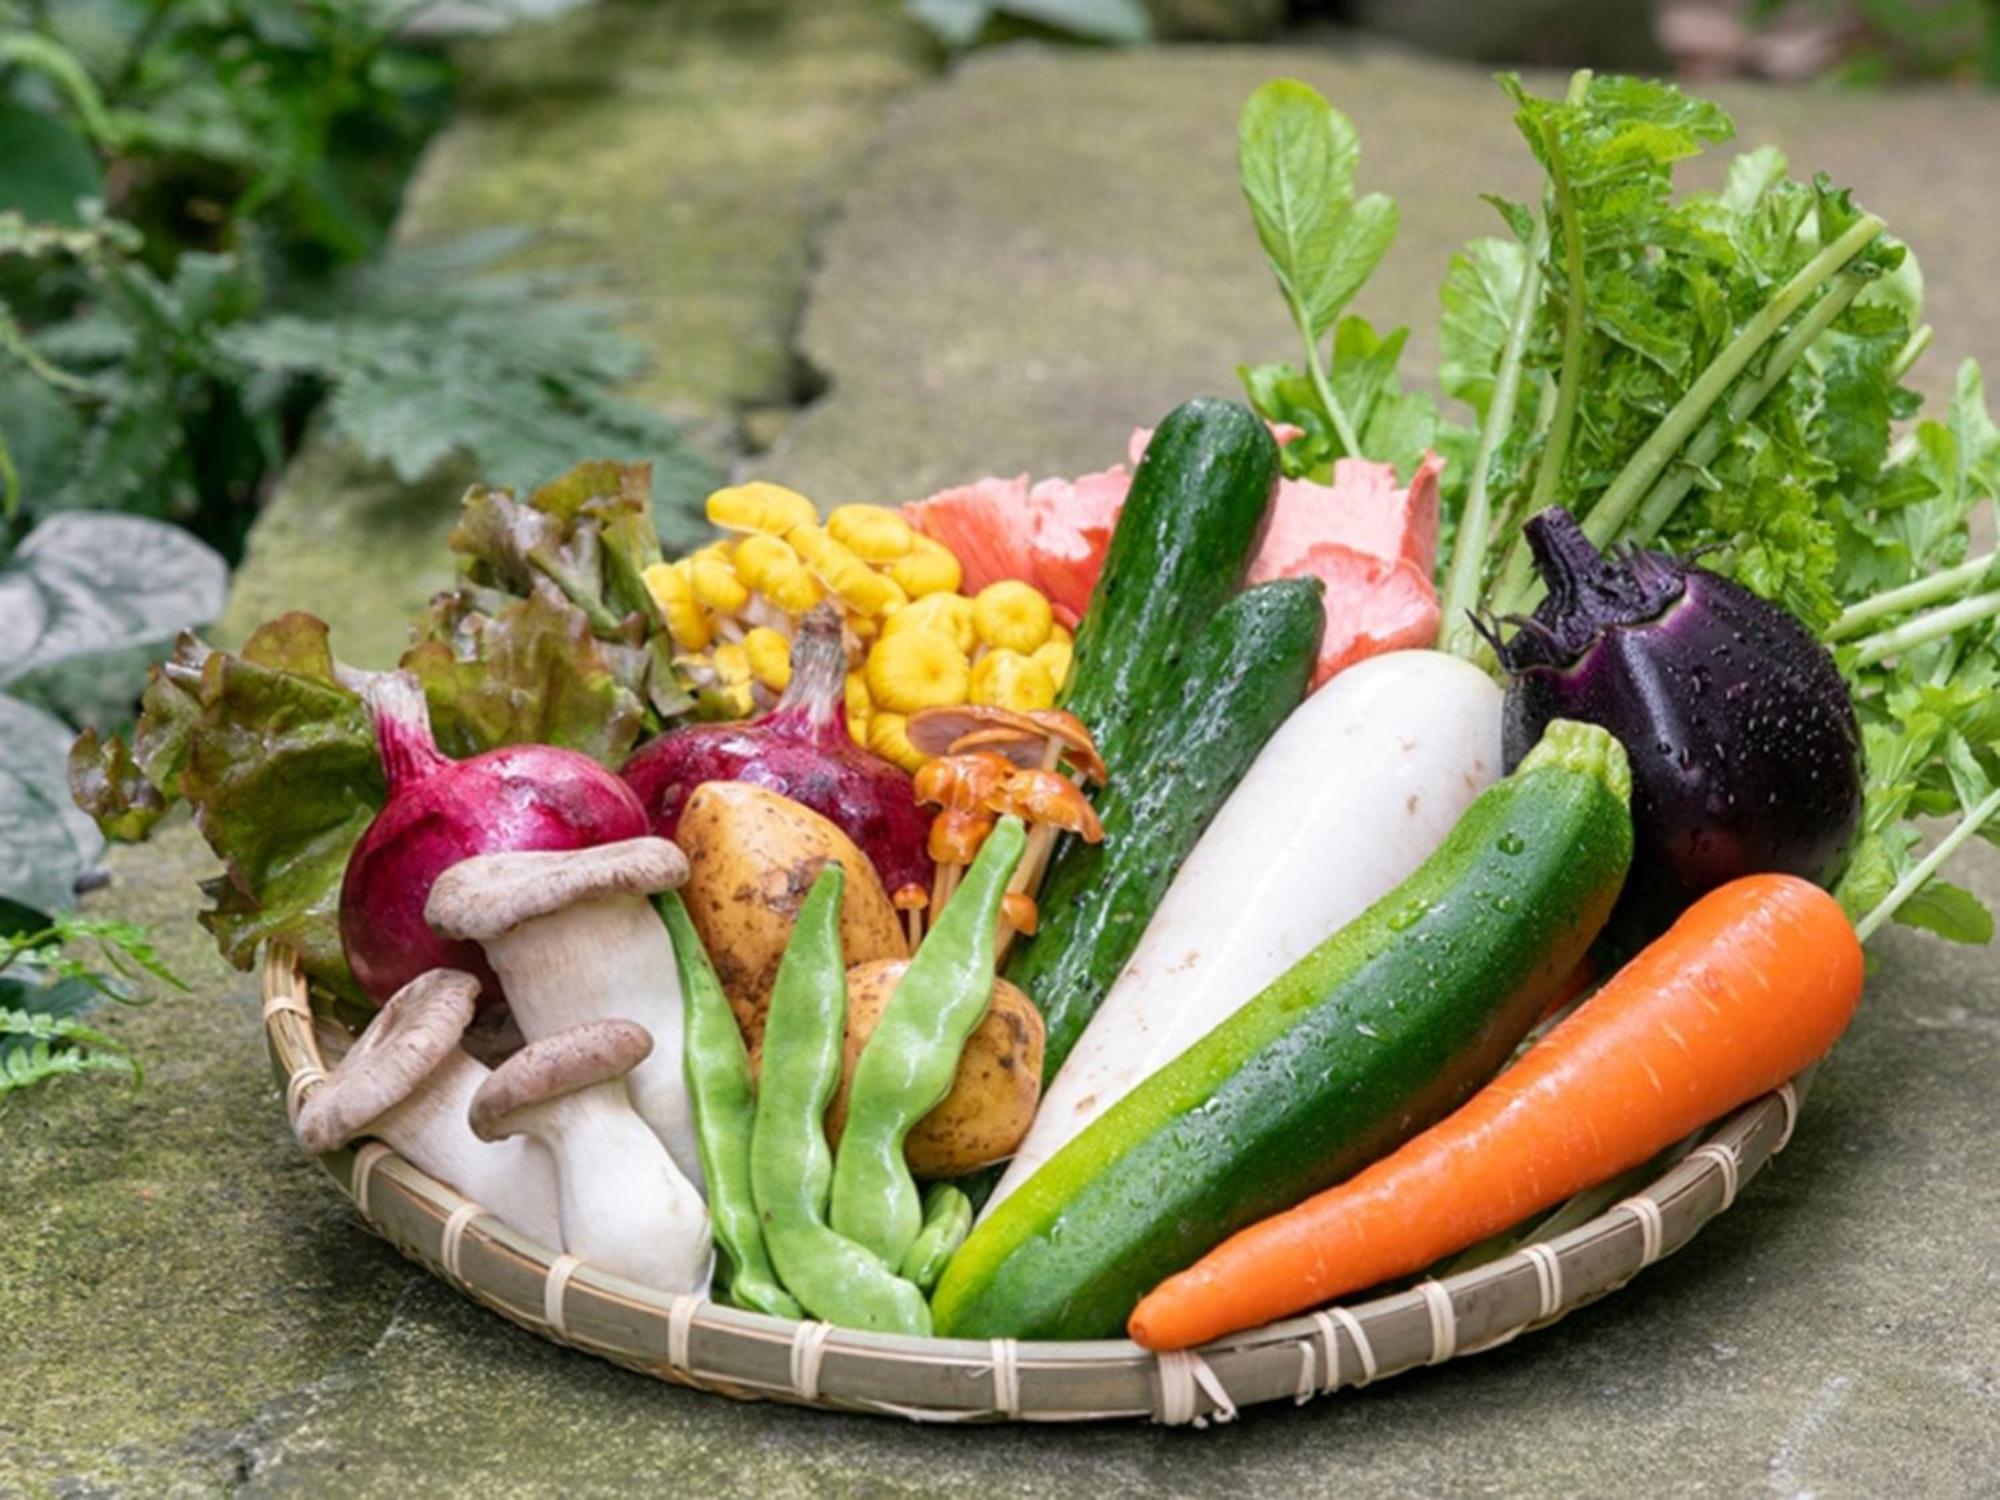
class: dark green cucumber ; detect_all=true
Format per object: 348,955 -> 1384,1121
934,721 -> 1633,1341
1059,399 -> 1280,782
1008,577 -> 1323,1081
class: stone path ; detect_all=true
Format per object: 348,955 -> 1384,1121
7,11 -> 1999,1497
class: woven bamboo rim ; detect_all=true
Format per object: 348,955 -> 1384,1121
262,942 -> 1809,1424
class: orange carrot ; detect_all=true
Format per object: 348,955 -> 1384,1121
1128,874 -> 1864,1351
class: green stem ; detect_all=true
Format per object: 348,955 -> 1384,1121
1890,323 -> 1934,384
1489,117 -> 1589,617
1628,270 -> 1870,546
108,0 -> 173,99
1294,290 -> 1364,459
1491,211 -> 1887,619
1826,548 -> 1997,642
1583,212 -> 1886,550
1439,215 -> 1551,657
1846,586 -> 2000,668
1855,783 -> 2000,943
1526,113 -> 1589,522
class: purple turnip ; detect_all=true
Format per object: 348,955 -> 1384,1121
621,606 -> 933,894
1485,507 -> 1862,946
340,674 -> 649,1007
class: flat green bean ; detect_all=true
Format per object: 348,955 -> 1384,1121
749,865 -> 929,1334
830,817 -> 1027,1267
660,891 -> 800,1321
900,1184 -> 972,1294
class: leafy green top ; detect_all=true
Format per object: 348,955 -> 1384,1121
1235,79 -> 1435,479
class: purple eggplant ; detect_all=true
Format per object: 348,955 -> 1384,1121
1483,507 -> 1862,947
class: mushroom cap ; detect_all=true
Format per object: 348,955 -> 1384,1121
1023,710 -> 1107,784
986,768 -> 1104,839
906,705 -> 1039,758
468,1019 -> 654,1141
295,969 -> 481,1154
912,750 -> 1016,811
907,704 -> 1106,782
425,837 -> 688,942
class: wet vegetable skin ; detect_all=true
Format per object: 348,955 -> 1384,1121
935,721 -> 1633,1341
1492,507 -> 1861,950
659,891 -> 799,1320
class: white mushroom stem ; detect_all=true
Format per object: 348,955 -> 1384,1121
346,1044 -> 562,1249
470,1021 -> 710,1294
475,894 -> 700,1187
424,840 -> 704,1192
382,1048 -> 560,1248
490,1078 -> 711,1294
303,994 -> 562,1249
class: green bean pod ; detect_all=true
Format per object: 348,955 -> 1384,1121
900,1184 -> 973,1294
749,865 -> 930,1335
830,817 -> 1027,1267
660,891 -> 801,1322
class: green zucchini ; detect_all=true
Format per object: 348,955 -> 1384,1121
1059,398 -> 1280,782
934,720 -> 1633,1340
1008,577 -> 1323,1081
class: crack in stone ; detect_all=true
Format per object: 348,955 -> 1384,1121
207,1280 -> 423,1494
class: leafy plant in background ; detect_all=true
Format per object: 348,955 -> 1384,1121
0,915 -> 186,1098
225,228 -> 720,547
0,0 -> 718,564
1752,0 -> 2000,87
0,1 -> 720,1085
907,0 -> 1151,50
0,458 -> 223,1093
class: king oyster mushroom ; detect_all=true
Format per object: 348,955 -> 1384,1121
423,837 -> 703,1189
468,1019 -> 711,1293
296,969 -> 561,1247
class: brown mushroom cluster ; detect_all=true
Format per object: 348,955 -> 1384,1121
905,705 -> 1107,954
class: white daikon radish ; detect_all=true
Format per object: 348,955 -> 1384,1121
985,649 -> 1503,1214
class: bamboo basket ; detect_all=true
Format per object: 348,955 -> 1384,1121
262,943 -> 1808,1425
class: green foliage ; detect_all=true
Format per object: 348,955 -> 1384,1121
0,0 -> 715,568
908,0 -> 1151,50
0,509 -> 229,729
225,230 -> 722,540
0,693 -> 103,920
0,209 -> 275,558
1234,78 -> 1438,480
2,210 -> 720,564
0,0 -> 453,266
0,914 -> 185,1100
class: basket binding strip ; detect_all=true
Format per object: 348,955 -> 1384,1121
261,943 -> 1808,1424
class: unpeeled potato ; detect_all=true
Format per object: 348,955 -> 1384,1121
826,959 -> 1044,1178
677,782 -> 905,1046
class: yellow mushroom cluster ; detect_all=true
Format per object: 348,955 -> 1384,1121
641,482 -> 1072,770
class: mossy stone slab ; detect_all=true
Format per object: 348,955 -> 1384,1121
768,45 -> 2000,505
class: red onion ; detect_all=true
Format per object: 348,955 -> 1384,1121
622,606 -> 933,893
340,673 -> 648,1006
